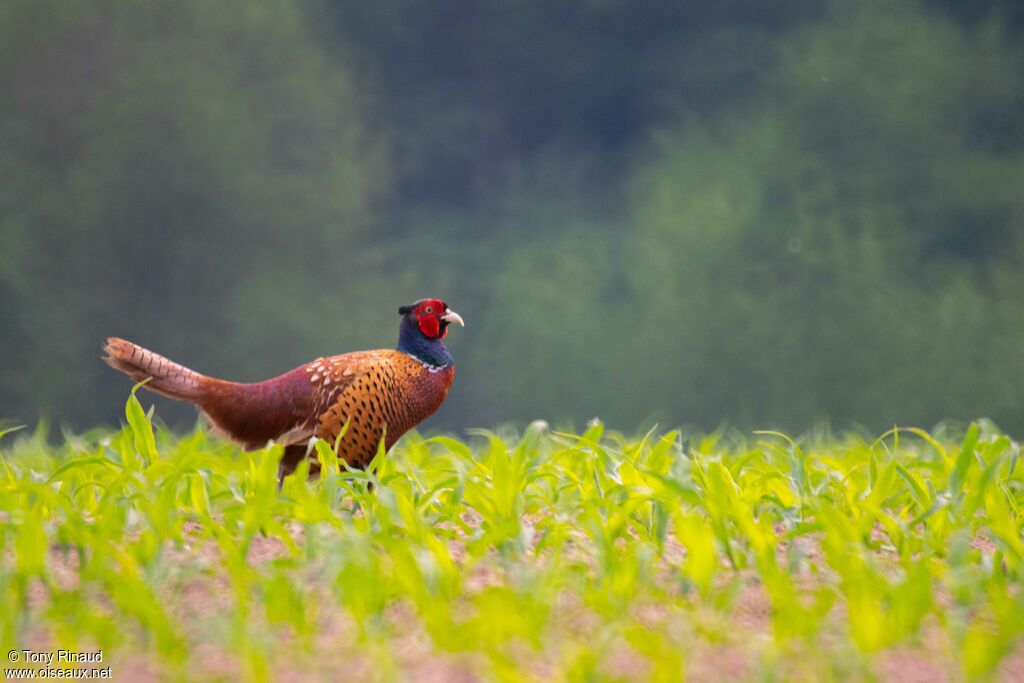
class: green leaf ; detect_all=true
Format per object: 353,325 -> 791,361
125,382 -> 158,465
948,421 -> 979,500
894,463 -> 931,511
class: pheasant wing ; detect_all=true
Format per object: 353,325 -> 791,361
200,351 -> 389,450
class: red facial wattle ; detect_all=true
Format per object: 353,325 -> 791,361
404,298 -> 462,340
418,315 -> 441,339
412,299 -> 447,339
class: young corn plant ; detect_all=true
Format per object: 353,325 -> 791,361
1,398 -> 1022,681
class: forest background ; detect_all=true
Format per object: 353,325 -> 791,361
2,0 -> 1023,435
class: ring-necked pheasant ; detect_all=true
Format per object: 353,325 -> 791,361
104,299 -> 464,481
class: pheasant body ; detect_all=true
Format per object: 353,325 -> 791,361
104,299 -> 463,479
304,350 -> 455,466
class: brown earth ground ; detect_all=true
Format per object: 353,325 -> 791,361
12,520 -> 1024,682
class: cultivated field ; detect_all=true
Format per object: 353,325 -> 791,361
1,392 -> 1023,681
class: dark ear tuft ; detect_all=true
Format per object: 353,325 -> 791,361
398,305 -> 412,315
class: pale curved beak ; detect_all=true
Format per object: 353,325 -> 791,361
442,309 -> 465,327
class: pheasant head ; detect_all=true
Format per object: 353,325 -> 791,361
397,299 -> 464,367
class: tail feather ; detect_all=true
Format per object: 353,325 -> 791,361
103,337 -> 206,401
104,337 -> 317,450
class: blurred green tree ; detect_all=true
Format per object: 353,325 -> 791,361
1,0 -> 1023,434
620,2 -> 1024,430
0,0 -> 388,425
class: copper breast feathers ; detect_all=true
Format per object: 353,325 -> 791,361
305,350 -> 454,467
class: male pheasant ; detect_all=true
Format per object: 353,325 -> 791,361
104,299 -> 463,481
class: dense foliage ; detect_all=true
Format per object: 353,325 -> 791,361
2,0 -> 1023,432
1,396 -> 1023,680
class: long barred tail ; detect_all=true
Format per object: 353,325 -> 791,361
103,337 -> 207,402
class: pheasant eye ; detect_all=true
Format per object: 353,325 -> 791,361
424,306 -> 434,314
